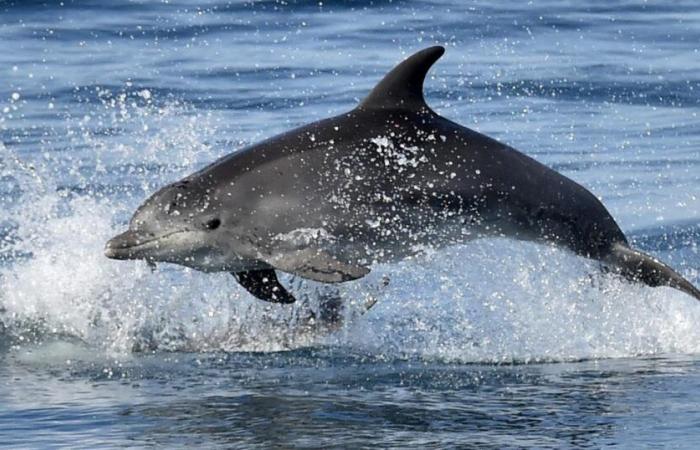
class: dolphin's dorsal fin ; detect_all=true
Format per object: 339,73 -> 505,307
359,45 -> 445,110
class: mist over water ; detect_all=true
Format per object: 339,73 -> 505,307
1,1 -> 700,447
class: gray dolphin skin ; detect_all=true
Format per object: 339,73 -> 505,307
105,46 -> 700,304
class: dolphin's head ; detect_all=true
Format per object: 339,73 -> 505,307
105,178 -> 233,270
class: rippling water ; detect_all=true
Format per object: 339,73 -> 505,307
1,1 -> 699,448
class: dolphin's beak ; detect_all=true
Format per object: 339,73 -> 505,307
104,229 -> 150,260
105,228 -> 189,261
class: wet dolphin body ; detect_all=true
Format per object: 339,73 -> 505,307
105,46 -> 700,304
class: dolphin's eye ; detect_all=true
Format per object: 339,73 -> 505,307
205,218 -> 221,230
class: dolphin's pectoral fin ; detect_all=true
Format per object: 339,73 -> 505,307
291,261 -> 370,283
264,249 -> 370,283
232,269 -> 296,304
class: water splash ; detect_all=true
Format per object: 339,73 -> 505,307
341,241 -> 700,363
1,90 -> 699,363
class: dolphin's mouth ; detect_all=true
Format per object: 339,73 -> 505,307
104,229 -> 188,260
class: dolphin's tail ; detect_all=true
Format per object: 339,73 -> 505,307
604,243 -> 700,302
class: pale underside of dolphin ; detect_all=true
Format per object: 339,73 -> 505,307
105,46 -> 700,305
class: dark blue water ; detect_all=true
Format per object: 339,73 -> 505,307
1,1 -> 699,448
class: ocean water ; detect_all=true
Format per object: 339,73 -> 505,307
1,0 -> 699,448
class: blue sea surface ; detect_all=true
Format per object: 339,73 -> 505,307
1,1 -> 700,448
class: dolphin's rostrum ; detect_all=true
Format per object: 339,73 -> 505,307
106,46 -> 700,304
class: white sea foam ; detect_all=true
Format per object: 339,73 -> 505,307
339,240 -> 700,363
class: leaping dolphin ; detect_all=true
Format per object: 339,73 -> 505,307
105,46 -> 700,304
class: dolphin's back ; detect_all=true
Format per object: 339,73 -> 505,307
409,114 -> 628,259
194,103 -> 629,262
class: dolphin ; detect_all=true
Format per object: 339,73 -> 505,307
105,46 -> 700,304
